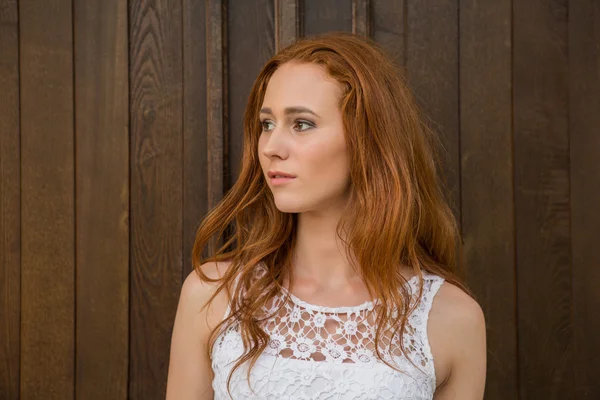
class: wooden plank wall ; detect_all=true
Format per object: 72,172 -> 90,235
19,1 -> 75,398
74,1 -> 129,399
0,0 -> 598,399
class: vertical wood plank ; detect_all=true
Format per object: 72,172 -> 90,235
303,0 -> 353,37
275,0 -> 298,51
405,0 -> 461,225
19,0 -> 75,398
371,0 -> 406,67
206,0 -> 226,214
513,0 -> 573,397
0,0 -> 20,398
459,1 -> 516,399
182,0 -> 208,276
74,0 -> 129,398
128,0 -> 183,397
227,0 -> 274,188
352,0 -> 370,37
570,1 -> 600,398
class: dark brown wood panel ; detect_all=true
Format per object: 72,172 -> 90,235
459,1 -> 516,399
570,0 -> 600,398
227,0 -> 275,188
74,0 -> 129,398
513,0 -> 573,397
19,0 -> 75,398
405,0 -> 461,226
128,0 -> 183,398
275,0 -> 299,51
371,0 -> 406,67
207,0 -> 226,214
352,0 -> 370,36
0,0 -> 20,398
302,0 -> 353,37
183,0 -> 208,276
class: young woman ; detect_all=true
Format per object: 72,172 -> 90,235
166,32 -> 486,399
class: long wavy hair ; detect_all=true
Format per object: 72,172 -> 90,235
192,32 -> 471,394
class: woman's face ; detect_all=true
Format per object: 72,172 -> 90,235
258,62 -> 351,214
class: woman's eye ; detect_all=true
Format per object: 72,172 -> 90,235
293,120 -> 314,131
261,120 -> 275,131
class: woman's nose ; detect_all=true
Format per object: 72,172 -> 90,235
261,126 -> 289,159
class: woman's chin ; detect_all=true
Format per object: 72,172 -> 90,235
274,204 -> 302,214
273,198 -> 306,214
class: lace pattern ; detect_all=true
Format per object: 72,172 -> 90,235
212,267 -> 445,399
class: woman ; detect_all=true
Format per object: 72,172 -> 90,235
166,32 -> 486,399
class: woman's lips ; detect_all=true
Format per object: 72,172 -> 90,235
270,176 -> 296,186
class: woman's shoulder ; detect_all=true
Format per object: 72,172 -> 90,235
181,261 -> 232,298
429,280 -> 484,334
182,260 -> 233,289
178,261 -> 234,328
413,271 -> 481,321
166,260 -> 235,399
427,279 -> 486,391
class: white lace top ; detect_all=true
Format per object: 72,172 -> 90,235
211,267 -> 445,399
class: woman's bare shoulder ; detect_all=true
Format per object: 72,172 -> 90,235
428,280 -> 487,397
432,280 -> 484,323
181,260 -> 232,295
166,260 -> 234,399
179,260 -> 233,321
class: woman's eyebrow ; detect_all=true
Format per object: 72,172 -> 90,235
260,106 -> 321,118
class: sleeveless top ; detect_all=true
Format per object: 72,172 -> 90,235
211,265 -> 445,399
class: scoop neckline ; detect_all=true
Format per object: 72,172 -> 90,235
279,273 -> 427,313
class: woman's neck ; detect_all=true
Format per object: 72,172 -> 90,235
291,208 -> 360,288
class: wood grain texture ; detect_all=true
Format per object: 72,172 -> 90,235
19,0 -> 75,398
0,1 -> 20,398
183,0 -> 208,276
74,0 -> 129,398
458,1 -> 516,399
227,0 -> 274,188
405,0 -> 461,226
352,0 -> 370,37
303,0 -> 353,37
206,0 -> 225,213
569,1 -> 600,398
276,0 -> 298,51
371,0 -> 405,66
128,0 -> 183,398
513,0 -> 573,397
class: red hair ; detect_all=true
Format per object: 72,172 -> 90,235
192,32 -> 471,393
